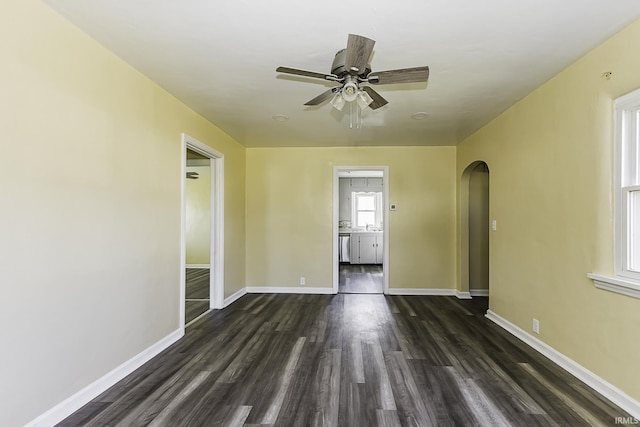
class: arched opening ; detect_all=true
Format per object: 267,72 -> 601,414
459,161 -> 490,301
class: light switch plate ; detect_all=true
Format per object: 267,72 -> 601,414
390,203 -> 397,211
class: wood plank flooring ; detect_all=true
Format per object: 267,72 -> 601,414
185,268 -> 210,324
58,294 -> 630,426
339,264 -> 383,294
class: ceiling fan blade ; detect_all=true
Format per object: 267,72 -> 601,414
344,34 -> 375,74
368,66 -> 430,85
276,66 -> 338,81
304,88 -> 339,106
362,86 -> 388,110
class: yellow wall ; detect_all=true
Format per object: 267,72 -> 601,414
0,1 -> 245,425
246,147 -> 457,290
8,0 -> 640,422
186,166 -> 211,265
457,19 -> 640,401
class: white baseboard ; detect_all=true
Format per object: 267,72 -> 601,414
485,310 -> 640,419
387,289 -> 484,300
455,290 -> 472,299
186,264 -> 210,269
389,288 -> 456,296
25,328 -> 184,427
246,286 -> 334,295
224,288 -> 247,307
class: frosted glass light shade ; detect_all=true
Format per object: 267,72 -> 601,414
330,92 -> 345,111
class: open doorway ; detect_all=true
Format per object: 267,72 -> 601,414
460,161 -> 490,301
185,148 -> 211,324
468,162 -> 489,296
181,134 -> 224,329
333,167 -> 389,294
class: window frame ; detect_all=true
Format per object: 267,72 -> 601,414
351,191 -> 382,229
614,89 -> 640,281
589,89 -> 640,298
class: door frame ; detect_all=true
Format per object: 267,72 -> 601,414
333,166 -> 389,294
180,133 -> 225,329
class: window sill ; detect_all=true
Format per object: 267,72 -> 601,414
587,273 -> 640,299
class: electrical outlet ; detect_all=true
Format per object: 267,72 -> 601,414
299,277 -> 305,285
533,318 -> 540,334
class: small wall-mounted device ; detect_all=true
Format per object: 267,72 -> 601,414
389,203 -> 397,211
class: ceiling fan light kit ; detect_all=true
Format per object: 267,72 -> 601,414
276,34 -> 430,126
357,90 -> 374,110
330,92 -> 346,111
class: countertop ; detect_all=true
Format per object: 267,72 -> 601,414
339,229 -> 383,234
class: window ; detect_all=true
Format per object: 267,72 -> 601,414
352,192 -> 382,228
589,89 -> 640,298
615,89 -> 640,280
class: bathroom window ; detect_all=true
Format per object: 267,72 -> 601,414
352,192 -> 382,228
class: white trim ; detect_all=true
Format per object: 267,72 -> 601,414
186,158 -> 210,167
211,152 -> 225,310
485,310 -> 640,419
456,290 -> 472,299
246,286 -> 335,295
588,273 -> 640,299
186,264 -> 210,269
470,289 -> 490,297
333,166 -> 390,295
614,90 -> 640,281
25,329 -> 184,427
179,142 -> 187,332
389,288 -> 457,296
181,133 -> 225,333
224,288 -> 248,307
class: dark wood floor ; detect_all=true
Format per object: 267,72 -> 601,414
186,268 -> 210,325
59,294 -> 629,426
339,264 -> 383,294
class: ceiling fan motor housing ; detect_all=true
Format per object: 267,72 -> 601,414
331,49 -> 371,78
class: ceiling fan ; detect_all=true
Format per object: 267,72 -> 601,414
276,34 -> 429,111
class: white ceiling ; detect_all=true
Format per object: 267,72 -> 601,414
42,0 -> 640,147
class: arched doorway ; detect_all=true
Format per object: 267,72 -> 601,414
460,161 -> 490,300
